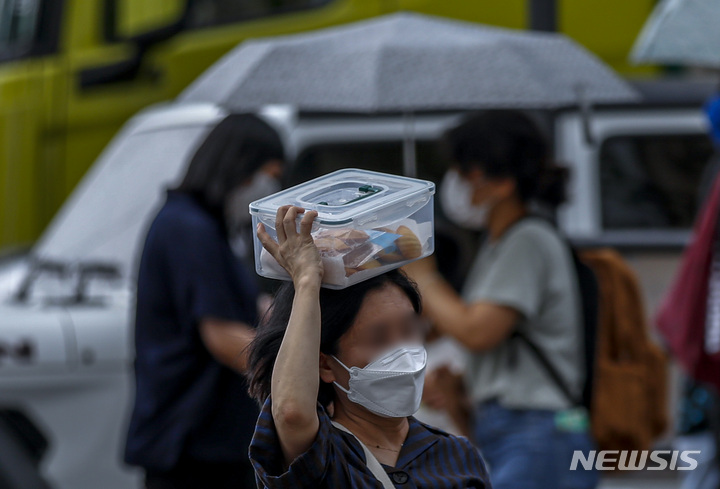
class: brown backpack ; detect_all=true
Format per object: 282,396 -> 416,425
579,248 -> 669,452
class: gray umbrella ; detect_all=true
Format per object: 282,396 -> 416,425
181,12 -> 638,174
632,0 -> 720,67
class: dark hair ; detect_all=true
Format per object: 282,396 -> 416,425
247,269 -> 421,407
176,113 -> 284,218
445,110 -> 568,207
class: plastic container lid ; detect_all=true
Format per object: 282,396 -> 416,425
249,169 -> 435,226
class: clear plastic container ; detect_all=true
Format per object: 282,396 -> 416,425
250,169 -> 435,289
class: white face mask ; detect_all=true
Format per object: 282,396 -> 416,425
333,344 -> 427,418
225,171 -> 281,233
440,168 -> 493,231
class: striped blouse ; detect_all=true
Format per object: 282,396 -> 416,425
249,397 -> 492,488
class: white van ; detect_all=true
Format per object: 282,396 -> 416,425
0,79 -> 714,488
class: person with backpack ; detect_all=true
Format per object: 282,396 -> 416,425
404,111 -> 599,489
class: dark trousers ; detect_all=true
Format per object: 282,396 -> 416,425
145,459 -> 256,489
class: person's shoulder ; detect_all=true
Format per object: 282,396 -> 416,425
413,421 -> 489,478
504,216 -> 564,252
511,216 -> 558,239
152,193 -> 220,237
413,419 -> 475,449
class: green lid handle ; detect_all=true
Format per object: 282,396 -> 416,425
318,184 -> 382,206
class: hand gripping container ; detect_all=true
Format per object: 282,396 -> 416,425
250,169 -> 435,289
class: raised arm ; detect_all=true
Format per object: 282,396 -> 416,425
256,205 -> 324,466
199,318 -> 255,372
404,257 -> 518,351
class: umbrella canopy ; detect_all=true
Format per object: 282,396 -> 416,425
632,0 -> 720,67
180,12 -> 638,112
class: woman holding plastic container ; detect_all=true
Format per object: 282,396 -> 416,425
246,204 -> 491,489
404,111 -> 599,489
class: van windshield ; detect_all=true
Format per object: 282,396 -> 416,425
0,0 -> 40,57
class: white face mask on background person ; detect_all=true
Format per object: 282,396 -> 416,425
332,344 -> 427,418
225,171 -> 282,233
439,168 -> 493,231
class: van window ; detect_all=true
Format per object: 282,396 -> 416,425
186,0 -> 334,28
599,133 -> 714,230
0,0 -> 60,62
0,0 -> 40,54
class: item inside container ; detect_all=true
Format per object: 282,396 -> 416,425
259,218 -> 432,287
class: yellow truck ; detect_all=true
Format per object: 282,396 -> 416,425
0,0 -> 656,250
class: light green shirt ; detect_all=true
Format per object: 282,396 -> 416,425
461,217 -> 584,411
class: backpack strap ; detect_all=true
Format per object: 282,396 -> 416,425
502,215 -> 597,409
331,421 -> 395,489
511,330 -> 582,407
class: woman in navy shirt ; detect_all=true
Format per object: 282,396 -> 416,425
125,114 -> 284,489
246,206 -> 491,488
